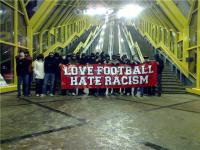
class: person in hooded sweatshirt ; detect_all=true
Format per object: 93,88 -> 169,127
60,55 -> 69,96
112,54 -> 120,95
124,58 -> 132,96
24,51 -> 33,96
154,54 -> 164,96
68,53 -> 77,96
42,52 -> 56,97
88,53 -> 97,96
16,51 -> 31,97
53,52 -> 62,95
105,54 -> 112,96
33,54 -> 44,96
78,53 -> 87,95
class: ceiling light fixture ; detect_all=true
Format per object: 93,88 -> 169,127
84,7 -> 113,16
117,4 -> 143,18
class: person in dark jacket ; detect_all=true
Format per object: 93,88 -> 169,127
154,54 -> 164,96
98,56 -> 107,96
68,53 -> 77,96
112,54 -> 120,95
16,51 -> 31,97
60,55 -> 69,96
88,53 -> 97,96
133,59 -> 144,97
53,52 -> 62,95
42,52 -> 56,96
78,53 -> 87,95
124,58 -> 132,96
24,51 -> 33,96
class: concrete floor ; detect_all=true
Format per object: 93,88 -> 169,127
0,93 -> 200,150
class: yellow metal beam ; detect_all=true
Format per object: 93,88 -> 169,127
152,5 -> 177,31
27,26 -> 33,56
58,8 -> 77,26
157,0 -> 187,31
19,0 -> 29,25
29,0 -> 58,32
40,2 -> 67,31
196,0 -> 200,89
25,0 -> 31,6
58,1 -> 84,26
50,1 -> 78,27
14,0 -> 18,85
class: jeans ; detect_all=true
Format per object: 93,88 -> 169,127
134,87 -> 144,96
17,74 -> 29,96
53,73 -> 60,94
35,79 -> 43,95
42,73 -> 55,94
28,73 -> 33,95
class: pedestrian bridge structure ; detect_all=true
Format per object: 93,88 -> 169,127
0,0 -> 200,149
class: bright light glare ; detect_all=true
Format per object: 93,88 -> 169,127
85,7 -> 112,16
117,4 -> 143,18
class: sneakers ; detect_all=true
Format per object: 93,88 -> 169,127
40,94 -> 45,97
50,94 -> 54,97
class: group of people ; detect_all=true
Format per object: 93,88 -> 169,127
16,50 -> 164,98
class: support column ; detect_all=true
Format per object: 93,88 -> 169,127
196,1 -> 200,89
27,26 -> 33,57
14,0 -> 18,85
182,27 -> 189,70
187,2 -> 200,95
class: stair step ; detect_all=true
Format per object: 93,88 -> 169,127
162,89 -> 186,92
162,79 -> 181,83
162,72 -> 174,74
163,91 -> 187,94
162,83 -> 183,86
162,85 -> 183,88
162,77 -> 178,80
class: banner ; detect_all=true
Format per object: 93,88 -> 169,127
61,61 -> 158,89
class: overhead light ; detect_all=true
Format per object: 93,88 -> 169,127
117,4 -> 143,18
84,7 -> 113,16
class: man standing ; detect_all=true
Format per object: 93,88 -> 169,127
53,52 -> 62,95
154,54 -> 164,96
24,51 -> 33,96
42,52 -> 56,96
16,51 -> 31,97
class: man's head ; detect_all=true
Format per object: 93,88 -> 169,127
37,54 -> 44,60
154,54 -> 160,61
49,52 -> 54,57
24,50 -> 30,57
144,56 -> 149,62
72,54 -> 76,60
54,52 -> 59,57
19,51 -> 25,58
81,53 -> 86,58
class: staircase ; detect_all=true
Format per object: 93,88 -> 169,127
126,25 -> 154,59
67,26 -> 97,53
162,66 -> 186,94
127,25 -> 186,94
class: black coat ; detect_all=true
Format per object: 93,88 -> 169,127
44,56 -> 56,73
16,57 -> 31,76
157,58 -> 164,74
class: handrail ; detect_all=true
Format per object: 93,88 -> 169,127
42,24 -> 93,57
82,26 -> 103,53
123,25 -> 144,63
136,26 -> 189,77
73,25 -> 101,54
134,42 -> 145,63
